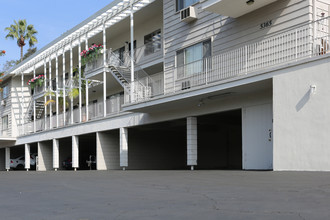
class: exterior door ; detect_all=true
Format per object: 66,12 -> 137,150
242,103 -> 273,170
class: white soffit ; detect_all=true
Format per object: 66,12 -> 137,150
202,0 -> 278,18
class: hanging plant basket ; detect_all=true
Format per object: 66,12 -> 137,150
28,75 -> 45,90
80,44 -> 104,65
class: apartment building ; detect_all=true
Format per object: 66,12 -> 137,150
1,0 -> 330,171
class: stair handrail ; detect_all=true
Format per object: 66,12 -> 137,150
107,49 -> 156,98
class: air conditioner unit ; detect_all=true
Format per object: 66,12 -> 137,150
181,81 -> 191,90
180,6 -> 197,23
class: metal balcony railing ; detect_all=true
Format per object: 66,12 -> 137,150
18,94 -> 124,136
127,17 -> 330,102
134,38 -> 163,64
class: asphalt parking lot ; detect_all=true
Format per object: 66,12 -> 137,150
0,170 -> 329,220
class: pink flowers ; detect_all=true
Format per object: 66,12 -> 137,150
28,75 -> 44,86
80,44 -> 103,57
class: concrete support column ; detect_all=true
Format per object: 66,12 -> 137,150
53,139 -> 59,171
5,147 -> 10,171
187,117 -> 198,170
38,142 -> 53,171
96,131 -> 120,170
25,144 -> 31,171
72,135 -> 79,171
120,127 -> 128,170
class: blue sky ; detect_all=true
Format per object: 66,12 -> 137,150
0,0 -> 113,71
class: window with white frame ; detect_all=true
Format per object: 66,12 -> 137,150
2,115 -> 8,131
144,29 -> 161,56
176,39 -> 211,78
177,0 -> 199,11
2,85 -> 9,99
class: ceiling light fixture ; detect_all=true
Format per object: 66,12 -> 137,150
246,0 -> 254,6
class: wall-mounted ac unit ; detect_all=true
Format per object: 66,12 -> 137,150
180,6 -> 197,23
181,81 -> 191,90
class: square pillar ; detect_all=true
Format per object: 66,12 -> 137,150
38,142 -> 53,171
187,117 -> 197,170
72,135 -> 79,170
120,128 -> 128,169
25,144 -> 31,170
96,131 -> 120,170
5,147 -> 10,171
53,139 -> 59,170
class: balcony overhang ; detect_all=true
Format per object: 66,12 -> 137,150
0,137 -> 16,147
202,0 -> 278,18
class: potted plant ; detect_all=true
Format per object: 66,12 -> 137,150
80,44 -> 104,65
28,74 -> 45,91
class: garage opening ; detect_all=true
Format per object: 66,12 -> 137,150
128,119 -> 187,170
197,109 -> 242,170
0,148 -> 5,171
59,137 -> 72,170
29,143 -> 37,171
9,145 -> 25,170
79,133 -> 96,170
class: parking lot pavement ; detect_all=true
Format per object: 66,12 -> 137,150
0,170 -> 330,220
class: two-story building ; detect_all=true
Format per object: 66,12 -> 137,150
1,0 -> 330,171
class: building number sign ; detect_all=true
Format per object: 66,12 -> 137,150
260,20 -> 272,29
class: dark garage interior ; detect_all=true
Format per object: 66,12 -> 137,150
128,119 -> 187,170
197,109 -> 242,170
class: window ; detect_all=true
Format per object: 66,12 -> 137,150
176,39 -> 211,78
2,115 -> 8,131
128,40 -> 136,52
2,85 -> 9,99
113,46 -> 125,62
177,0 -> 199,11
144,29 -> 161,56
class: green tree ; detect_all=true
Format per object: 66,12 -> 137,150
5,19 -> 38,61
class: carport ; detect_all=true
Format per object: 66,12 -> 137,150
128,119 -> 187,170
78,133 -> 96,170
9,145 -> 25,170
58,137 -> 72,170
0,148 -> 5,171
197,109 -> 242,170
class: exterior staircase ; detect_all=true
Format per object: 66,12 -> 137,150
25,99 -> 45,123
107,50 -> 153,102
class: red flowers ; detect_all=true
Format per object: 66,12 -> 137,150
0,50 -> 5,56
27,75 -> 44,85
80,44 -> 103,57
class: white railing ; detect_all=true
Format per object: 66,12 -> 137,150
85,50 -> 110,75
173,24 -> 314,92
134,38 -> 163,64
18,98 -> 124,136
126,17 -> 330,102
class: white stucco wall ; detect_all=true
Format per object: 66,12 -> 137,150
273,56 -> 330,171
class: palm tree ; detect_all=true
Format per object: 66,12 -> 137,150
5,19 -> 38,61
